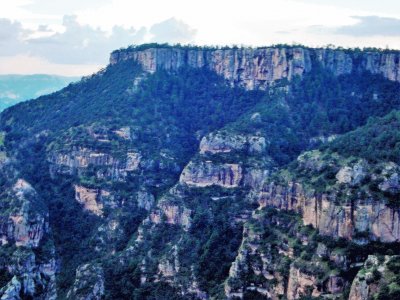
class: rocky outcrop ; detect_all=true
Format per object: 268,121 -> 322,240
125,152 -> 141,171
0,179 -> 48,248
74,185 -> 105,216
49,147 -> 113,171
326,275 -> 345,295
200,132 -> 246,154
225,222 -> 286,299
180,161 -> 242,188
335,161 -> 366,186
110,46 -> 400,89
136,190 -> 155,211
349,255 -> 388,300
378,162 -> 400,193
0,249 -> 57,300
110,47 -> 312,90
158,258 -> 178,279
48,147 -> 141,180
67,264 -> 105,300
5,214 -> 46,248
225,208 -> 345,300
286,266 -> 321,300
149,200 -> 191,229
113,127 -> 131,140
259,182 -> 400,242
243,168 -> 270,191
0,276 -> 21,300
157,246 -> 180,281
199,132 -> 266,154
0,176 -> 56,300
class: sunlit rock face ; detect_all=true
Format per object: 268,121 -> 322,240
74,185 -> 104,216
258,182 -> 400,243
111,46 -> 400,89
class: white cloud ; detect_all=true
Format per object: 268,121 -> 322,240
1,0 -> 400,75
336,16 -> 400,36
0,18 -> 30,56
150,18 -> 196,44
27,15 -> 145,64
0,13 -> 198,74
20,0 -> 111,14
0,14 -> 197,66
293,0 -> 400,17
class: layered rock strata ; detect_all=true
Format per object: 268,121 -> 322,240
110,46 -> 400,89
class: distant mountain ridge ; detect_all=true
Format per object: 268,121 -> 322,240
0,74 -> 80,111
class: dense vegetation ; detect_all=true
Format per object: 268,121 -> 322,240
0,60 -> 267,297
278,111 -> 400,208
326,110 -> 400,164
112,43 -> 400,55
230,66 -> 400,165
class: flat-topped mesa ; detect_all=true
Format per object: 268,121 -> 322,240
110,46 -> 311,90
110,45 -> 400,90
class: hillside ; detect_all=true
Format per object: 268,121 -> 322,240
0,44 -> 400,299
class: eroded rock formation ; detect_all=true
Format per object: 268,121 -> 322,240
180,161 -> 242,188
110,46 -> 400,89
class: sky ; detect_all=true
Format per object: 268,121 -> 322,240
1,0 -> 400,76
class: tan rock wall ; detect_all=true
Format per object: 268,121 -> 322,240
110,47 -> 400,90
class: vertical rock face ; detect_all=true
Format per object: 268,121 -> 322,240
348,255 -> 396,300
149,202 -> 192,229
66,264 -> 105,300
136,190 -> 155,211
48,147 -> 141,180
224,207 -> 347,300
148,186 -> 192,230
179,161 -> 242,188
110,48 -> 311,90
110,46 -> 400,89
314,49 -> 354,76
225,223 -> 286,299
199,132 -> 266,154
286,266 -> 321,300
360,52 -> 400,81
258,182 -> 400,242
0,177 -> 57,300
199,133 -> 247,154
1,251 -> 57,300
6,214 -> 46,248
157,246 -> 180,281
0,179 -> 48,248
125,152 -> 141,171
0,276 -> 21,300
110,47 -> 312,89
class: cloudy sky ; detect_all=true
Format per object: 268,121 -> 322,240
1,0 -> 400,76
